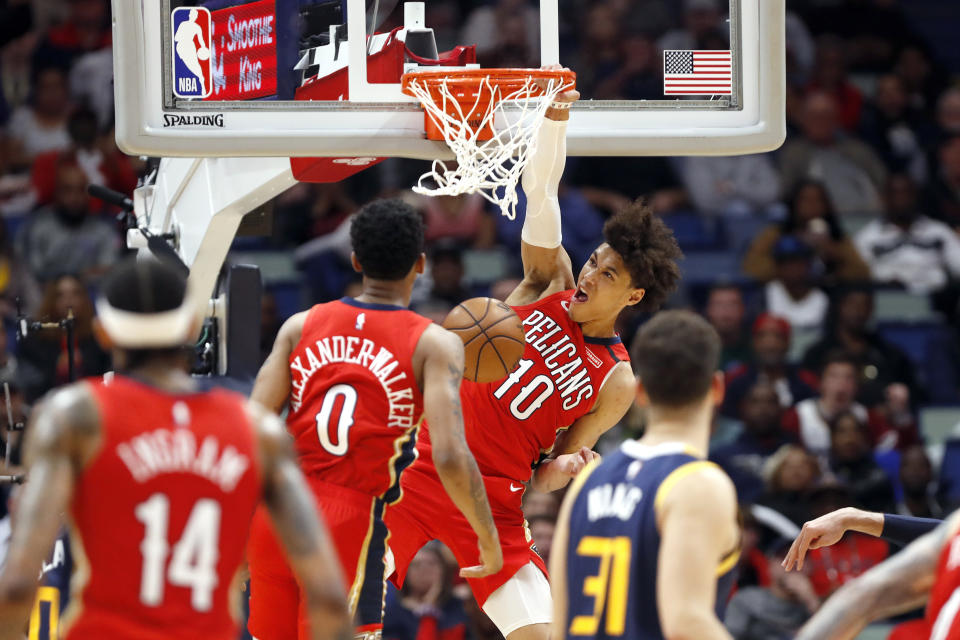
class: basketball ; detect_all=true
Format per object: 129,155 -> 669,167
197,47 -> 210,61
442,298 -> 526,383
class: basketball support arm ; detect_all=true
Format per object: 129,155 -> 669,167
130,157 -> 297,374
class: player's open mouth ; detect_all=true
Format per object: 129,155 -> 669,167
572,288 -> 589,304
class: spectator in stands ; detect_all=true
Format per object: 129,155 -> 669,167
785,351 -> 919,458
6,65 -> 71,159
763,235 -> 829,331
858,74 -> 928,181
0,217 -> 39,320
712,381 -> 795,503
779,91 -> 887,215
935,88 -> 960,139
30,106 -> 137,210
0,134 -> 36,216
894,44 -> 946,116
743,180 -> 870,285
590,29 -> 663,101
420,193 -> 496,248
722,313 -> 818,419
704,283 -> 752,372
679,153 -> 780,218
897,445 -> 943,519
806,36 -> 863,131
0,30 -> 38,121
17,273 -> 110,400
569,154 -> 687,216
922,134 -> 960,229
527,514 -> 555,565
460,0 -> 538,68
15,163 -> 119,283
422,242 -> 470,310
802,285 -> 920,409
756,444 -> 820,527
0,330 -> 18,388
658,0 -> 726,52
855,172 -> 960,295
803,479 -> 889,598
725,544 -> 821,639
31,0 -> 111,70
522,489 -> 559,521
828,410 -> 897,513
565,2 -> 622,98
383,544 -> 469,640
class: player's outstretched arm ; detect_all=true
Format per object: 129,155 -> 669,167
250,401 -> 351,640
416,325 -> 502,579
657,464 -> 738,640
531,363 -> 634,493
795,512 -> 960,640
782,507 -> 942,571
251,311 -> 307,413
505,72 -> 579,307
0,385 -> 99,639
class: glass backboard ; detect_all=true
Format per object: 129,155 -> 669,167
112,0 -> 785,158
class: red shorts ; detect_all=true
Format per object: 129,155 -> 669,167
384,456 -> 548,605
246,480 -> 389,639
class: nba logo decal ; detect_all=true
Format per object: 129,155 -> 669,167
171,7 -> 213,98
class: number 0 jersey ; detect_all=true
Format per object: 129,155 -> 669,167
560,441 -> 739,640
65,375 -> 262,640
419,289 -> 629,483
286,297 -> 433,499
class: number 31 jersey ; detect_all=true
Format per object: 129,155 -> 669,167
286,297 -> 433,499
65,375 -> 262,640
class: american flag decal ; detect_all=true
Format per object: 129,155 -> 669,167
663,50 -> 733,95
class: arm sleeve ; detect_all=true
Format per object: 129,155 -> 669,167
881,514 -> 942,546
520,118 -> 567,249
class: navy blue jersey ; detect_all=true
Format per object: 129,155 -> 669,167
560,441 -> 739,640
29,529 -> 71,640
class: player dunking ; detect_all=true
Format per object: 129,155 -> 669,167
247,200 -> 501,640
0,258 -> 350,640
384,78 -> 684,639
551,311 -> 740,640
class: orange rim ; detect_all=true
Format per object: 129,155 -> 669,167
401,68 -> 576,98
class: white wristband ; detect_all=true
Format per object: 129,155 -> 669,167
549,101 -> 571,110
520,118 -> 567,249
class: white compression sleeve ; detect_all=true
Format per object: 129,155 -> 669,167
520,117 -> 567,249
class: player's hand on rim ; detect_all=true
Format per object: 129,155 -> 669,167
538,64 -> 579,120
460,535 -> 504,579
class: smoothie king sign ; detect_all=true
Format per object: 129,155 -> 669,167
204,0 -> 278,101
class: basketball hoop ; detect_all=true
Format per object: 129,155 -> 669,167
401,68 -> 576,220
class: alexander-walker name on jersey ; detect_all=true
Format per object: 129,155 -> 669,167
289,336 -> 416,428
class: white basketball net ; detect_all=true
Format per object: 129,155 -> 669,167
405,74 -> 570,220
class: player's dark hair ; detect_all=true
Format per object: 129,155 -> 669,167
101,257 -> 191,367
630,310 -> 720,409
603,201 -> 683,312
350,199 -> 424,280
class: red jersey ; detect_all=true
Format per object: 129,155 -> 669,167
422,289 -> 629,482
65,375 -> 261,640
286,297 -> 433,498
926,526 -> 960,639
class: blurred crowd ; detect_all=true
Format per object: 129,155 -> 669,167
2,0 -> 960,638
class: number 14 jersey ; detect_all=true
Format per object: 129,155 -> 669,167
66,375 -> 262,640
287,297 -> 432,499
